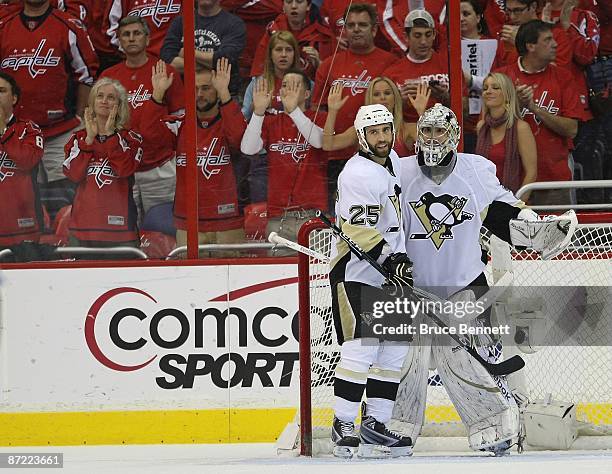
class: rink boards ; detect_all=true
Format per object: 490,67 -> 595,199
0,261 -> 609,446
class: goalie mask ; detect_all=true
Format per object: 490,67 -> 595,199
416,104 -> 461,167
354,104 -> 395,157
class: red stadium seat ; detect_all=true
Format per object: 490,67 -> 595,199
244,202 -> 268,240
140,231 -> 176,259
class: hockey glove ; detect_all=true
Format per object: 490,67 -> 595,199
382,253 -> 414,296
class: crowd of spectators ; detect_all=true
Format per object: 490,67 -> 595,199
0,0 -> 610,261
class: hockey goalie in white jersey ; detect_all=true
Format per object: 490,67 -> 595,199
394,104 -> 577,455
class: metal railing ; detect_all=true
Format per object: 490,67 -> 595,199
166,243 -> 275,259
516,180 -> 612,211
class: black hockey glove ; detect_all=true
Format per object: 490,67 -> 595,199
382,253 -> 414,296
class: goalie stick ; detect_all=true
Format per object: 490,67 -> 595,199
315,210 -> 525,377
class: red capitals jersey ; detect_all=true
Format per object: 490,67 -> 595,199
100,56 -> 184,171
583,0 -> 612,55
261,110 -> 328,217
312,47 -> 396,160
63,129 -> 143,242
0,7 -> 99,138
250,13 -> 336,79
140,99 -> 246,232
385,51 -> 449,123
550,7 -> 600,120
107,0 -> 183,57
0,117 -> 44,246
86,0 -> 119,59
550,7 -> 600,66
484,0 -> 505,37
495,61 -> 584,182
53,0 -> 90,21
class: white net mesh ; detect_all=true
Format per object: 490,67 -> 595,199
300,217 -> 612,451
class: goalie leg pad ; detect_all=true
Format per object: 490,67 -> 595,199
390,315 -> 433,444
432,332 -> 520,452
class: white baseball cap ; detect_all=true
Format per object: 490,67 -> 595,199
404,9 -> 435,29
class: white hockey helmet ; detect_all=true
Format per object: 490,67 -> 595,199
354,104 -> 395,155
415,103 -> 461,166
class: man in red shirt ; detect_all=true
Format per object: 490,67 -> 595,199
312,2 -> 396,201
384,9 -> 449,123
241,69 -> 327,253
250,0 -> 335,80
584,0 -> 612,55
375,0 -> 448,57
101,16 -> 184,220
141,59 -> 247,250
0,71 -> 45,249
496,20 -> 582,205
493,0 -> 572,69
106,0 -> 183,58
0,0 -> 98,216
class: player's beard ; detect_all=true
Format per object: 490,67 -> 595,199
370,139 -> 392,158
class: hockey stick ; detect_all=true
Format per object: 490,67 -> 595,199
315,210 -> 525,376
268,232 -> 330,262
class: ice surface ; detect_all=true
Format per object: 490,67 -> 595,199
1,442 -> 610,474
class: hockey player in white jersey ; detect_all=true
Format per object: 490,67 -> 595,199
329,104 -> 413,459
395,103 -> 576,455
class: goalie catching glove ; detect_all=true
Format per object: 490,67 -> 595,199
382,253 -> 414,296
509,209 -> 578,260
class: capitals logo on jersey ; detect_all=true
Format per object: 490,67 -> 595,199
128,84 -> 152,109
331,70 -> 372,97
409,192 -> 473,249
0,152 -> 16,182
269,137 -> 310,163
176,137 -> 231,179
0,39 -> 61,79
129,0 -> 182,28
87,159 -> 118,188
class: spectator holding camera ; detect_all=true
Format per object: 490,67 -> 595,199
63,78 -> 143,248
385,9 -> 450,124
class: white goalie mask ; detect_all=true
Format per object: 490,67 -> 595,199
416,104 -> 461,166
354,104 -> 395,156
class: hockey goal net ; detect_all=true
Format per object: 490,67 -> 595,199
295,212 -> 612,455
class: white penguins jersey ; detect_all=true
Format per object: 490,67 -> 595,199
399,153 -> 522,296
331,150 -> 405,287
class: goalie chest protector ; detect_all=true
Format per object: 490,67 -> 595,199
399,153 -> 520,296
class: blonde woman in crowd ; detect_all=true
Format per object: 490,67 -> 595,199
322,76 -> 430,157
476,72 -> 537,201
63,77 -> 143,251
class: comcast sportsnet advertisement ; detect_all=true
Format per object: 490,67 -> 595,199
0,265 -> 300,411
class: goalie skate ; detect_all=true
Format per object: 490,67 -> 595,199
358,403 -> 412,458
331,417 -> 359,458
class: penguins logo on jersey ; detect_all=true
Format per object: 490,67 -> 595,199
409,192 -> 473,249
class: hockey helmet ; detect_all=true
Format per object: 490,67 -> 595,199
415,103 -> 461,166
354,104 -> 395,155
